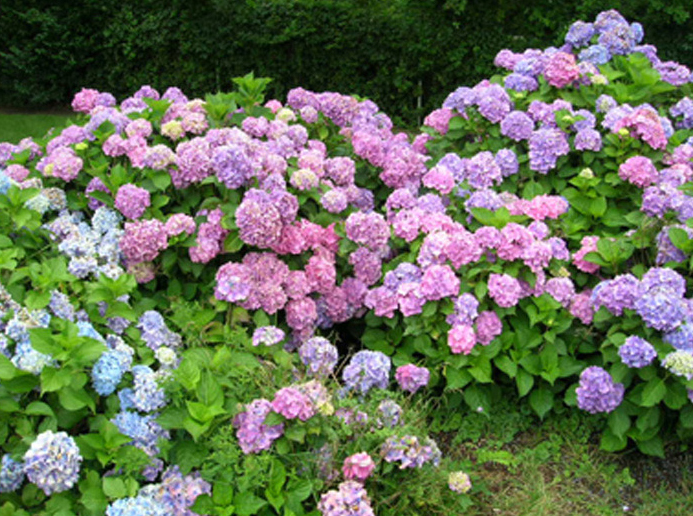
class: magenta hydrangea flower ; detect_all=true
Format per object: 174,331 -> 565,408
395,364 -> 430,393
114,184 -> 151,219
420,265 -> 460,301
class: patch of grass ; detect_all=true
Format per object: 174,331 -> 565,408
0,112 -> 72,144
433,394 -> 693,516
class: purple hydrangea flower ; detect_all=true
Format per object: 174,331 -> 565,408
576,366 -> 624,414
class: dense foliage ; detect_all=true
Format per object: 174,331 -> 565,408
1,7 -> 693,516
2,0 -> 693,125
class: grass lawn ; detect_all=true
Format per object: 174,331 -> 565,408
0,110 -> 73,144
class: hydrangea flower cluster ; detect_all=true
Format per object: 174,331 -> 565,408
299,336 -> 339,376
23,431 -> 82,495
448,471 -> 472,494
575,366 -> 624,414
618,336 -> 657,368
233,399 -> 285,454
394,364 -> 430,393
342,452 -> 376,481
0,455 -> 24,493
381,435 -> 442,469
317,480 -> 375,516
342,350 -> 391,394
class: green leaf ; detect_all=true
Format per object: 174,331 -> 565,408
58,387 -> 95,412
607,407 -> 631,438
445,367 -> 471,390
212,483 -> 234,506
197,371 -> 224,407
285,425 -> 306,443
516,368 -> 534,397
600,428 -> 627,452
529,388 -> 554,419
234,492 -> 268,516
0,355 -> 19,380
175,358 -> 201,391
25,401 -> 55,417
102,478 -> 127,499
636,435 -> 664,457
641,378 -> 666,407
41,367 -> 73,393
494,354 -> 517,378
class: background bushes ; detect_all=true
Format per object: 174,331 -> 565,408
1,0 -> 692,125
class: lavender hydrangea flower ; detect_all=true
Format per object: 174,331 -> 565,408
619,336 -> 657,368
233,398 -> 284,454
299,337 -> 339,376
634,287 -> 686,332
381,435 -> 442,469
663,323 -> 693,353
342,350 -> 391,394
376,399 -> 403,428
252,326 -> 285,346
576,366 -> 624,414
24,431 -> 82,495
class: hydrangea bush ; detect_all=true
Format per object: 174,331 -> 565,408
2,8 -> 693,514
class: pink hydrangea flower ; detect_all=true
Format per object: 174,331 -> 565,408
618,156 -> 658,188
395,364 -> 430,393
342,452 -> 376,481
424,108 -> 455,135
114,184 -> 151,219
448,324 -> 476,354
572,236 -> 600,273
544,52 -> 580,88
271,387 -> 315,421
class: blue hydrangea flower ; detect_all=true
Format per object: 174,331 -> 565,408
112,410 -> 169,457
106,495 -> 167,516
0,454 -> 24,493
24,431 -> 82,495
130,365 -> 167,412
92,351 -> 127,396
49,290 -> 75,321
0,171 -> 11,195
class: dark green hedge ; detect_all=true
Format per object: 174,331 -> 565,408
1,0 -> 692,126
